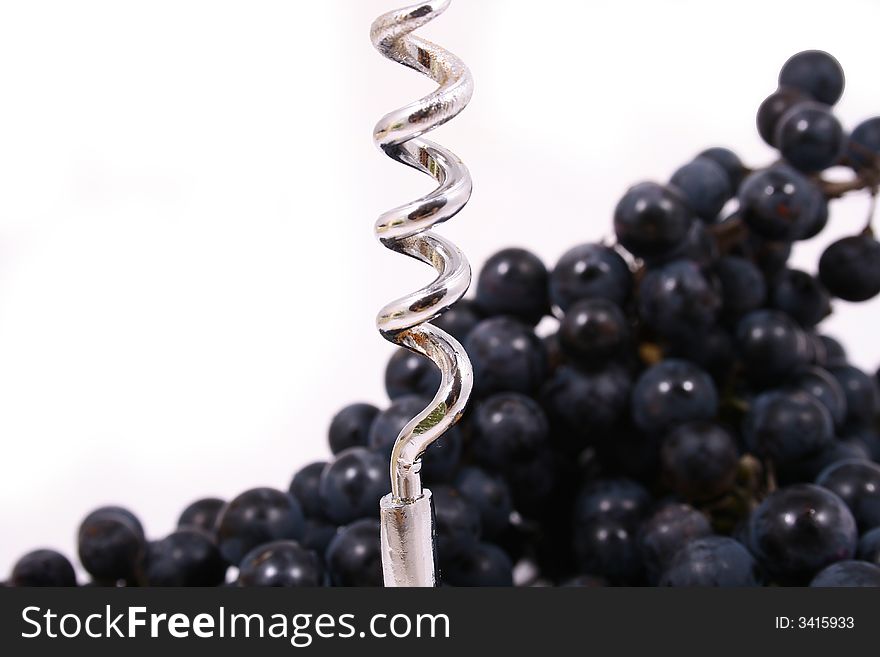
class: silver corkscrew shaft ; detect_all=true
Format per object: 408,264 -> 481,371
371,0 -> 474,587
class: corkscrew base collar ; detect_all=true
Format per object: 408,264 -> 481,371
380,490 -> 437,587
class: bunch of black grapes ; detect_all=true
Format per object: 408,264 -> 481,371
7,50 -> 880,588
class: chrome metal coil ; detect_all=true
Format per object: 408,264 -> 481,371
371,0 -> 474,504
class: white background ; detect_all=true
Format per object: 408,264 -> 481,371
0,0 -> 878,575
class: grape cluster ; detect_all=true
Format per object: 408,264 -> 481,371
6,50 -> 880,588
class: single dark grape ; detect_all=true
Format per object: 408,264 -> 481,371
432,485 -> 482,562
454,466 -> 513,539
475,247 -> 549,325
775,102 -> 845,172
757,87 -> 809,146
810,560 -> 880,587
215,488 -> 305,565
846,116 -> 880,170
744,390 -> 833,465
788,366 -> 848,428
325,519 -> 383,587
768,268 -> 831,328
816,459 -> 880,532
573,478 -> 651,527
735,310 -> 809,385
737,167 -> 815,240
829,364 -> 879,427
465,317 -> 547,398
541,364 -> 632,450
572,516 -> 643,584
433,298 -> 481,343
442,542 -> 513,586
638,260 -> 720,341
328,402 -> 379,455
289,461 -> 328,519
669,157 -> 732,222
818,234 -> 880,302
318,447 -> 388,525
749,484 -> 857,584
144,529 -> 227,586
858,527 -> 880,565
661,421 -> 739,501
549,243 -> 632,311
384,348 -> 441,400
631,360 -> 718,434
472,392 -> 549,472
178,498 -> 225,535
660,537 -> 760,587
78,506 -> 146,584
238,540 -> 323,587
715,255 -> 767,321
697,147 -> 746,189
558,298 -> 630,368
639,503 -> 712,584
613,182 -> 694,258
11,550 -> 77,587
778,50 -> 845,106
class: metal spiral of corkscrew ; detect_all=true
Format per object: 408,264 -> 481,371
371,0 -> 474,587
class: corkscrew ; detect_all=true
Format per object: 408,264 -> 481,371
371,0 -> 474,587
